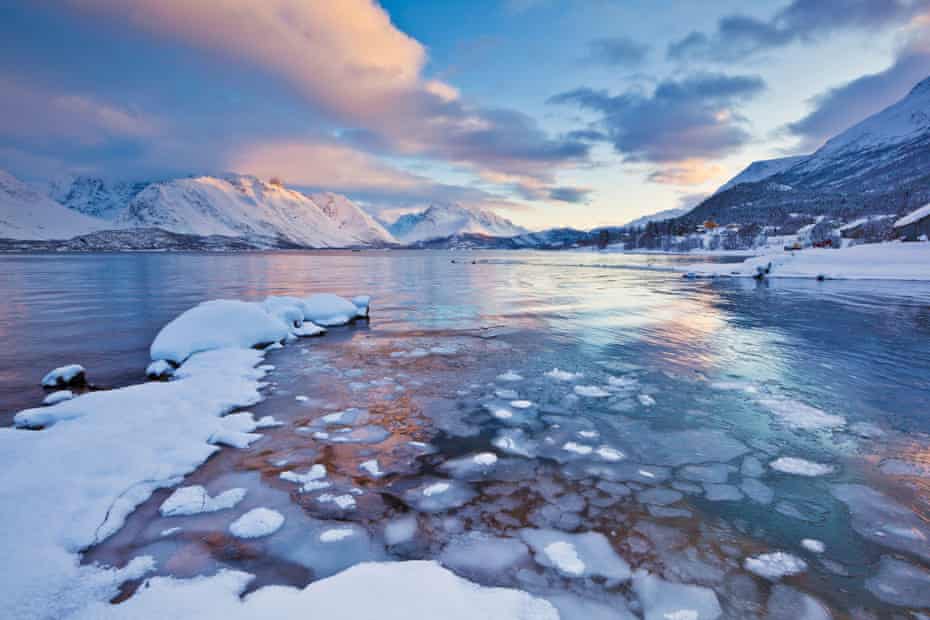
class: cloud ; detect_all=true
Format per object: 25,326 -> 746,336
548,186 -> 593,203
676,191 -> 710,211
64,0 -> 587,190
783,33 -> 930,150
584,36 -> 649,67
648,159 -> 726,185
668,0 -> 930,61
0,74 -> 157,145
548,73 -> 765,163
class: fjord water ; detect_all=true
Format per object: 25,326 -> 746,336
3,250 -> 930,616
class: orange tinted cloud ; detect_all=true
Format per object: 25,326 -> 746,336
648,159 -> 726,186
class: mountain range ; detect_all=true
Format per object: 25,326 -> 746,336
2,75 -> 929,250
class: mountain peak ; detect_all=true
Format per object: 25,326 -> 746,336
388,203 -> 527,243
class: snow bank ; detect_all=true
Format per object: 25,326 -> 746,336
1,348 -> 267,619
303,293 -> 369,326
71,561 -> 558,620
679,241 -> 930,281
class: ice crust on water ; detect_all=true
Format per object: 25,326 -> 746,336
280,465 -> 329,492
403,479 -> 476,513
70,561 -> 559,620
744,552 -> 807,580
759,398 -> 845,430
160,485 -> 246,516
229,507 -> 285,538
545,368 -> 582,382
632,570 -> 722,620
41,363 -> 86,387
767,585 -> 832,620
384,514 -> 418,546
866,556 -> 930,607
703,484 -> 743,502
574,385 -> 611,398
800,539 -> 825,553
831,484 -> 930,560
770,457 -> 835,477
440,532 -> 530,577
739,478 -> 774,504
497,370 -> 524,382
520,529 -> 631,581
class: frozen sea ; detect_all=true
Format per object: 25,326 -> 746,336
3,250 -> 930,618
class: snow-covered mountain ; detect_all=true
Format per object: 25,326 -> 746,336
684,75 -> 930,225
308,192 -> 396,245
47,175 -> 148,220
388,204 -> 528,243
622,207 -> 692,229
114,175 -> 394,247
714,156 -> 807,194
0,170 -> 105,240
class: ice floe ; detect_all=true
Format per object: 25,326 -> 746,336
759,398 -> 845,430
744,552 -> 807,580
159,485 -> 246,517
800,539 -> 825,554
769,457 -> 835,477
544,368 -> 582,382
497,370 -> 524,382
632,570 -> 722,620
440,532 -> 530,577
831,484 -> 930,560
520,529 -> 631,581
574,385 -> 610,398
865,555 -> 930,607
280,465 -> 329,492
229,507 -> 285,538
403,479 -> 476,513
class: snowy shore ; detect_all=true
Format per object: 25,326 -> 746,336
679,241 -> 930,281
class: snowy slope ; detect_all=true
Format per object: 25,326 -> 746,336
389,204 -> 528,243
0,170 -> 105,240
622,207 -> 691,228
308,192 -> 396,245
714,156 -> 807,194
115,175 -> 378,248
47,175 -> 148,220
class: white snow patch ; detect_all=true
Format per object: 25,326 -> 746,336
160,486 -> 246,517
41,364 -> 85,387
801,539 -> 825,554
744,552 -> 807,580
759,399 -> 845,430
229,507 -> 285,539
497,370 -> 524,382
280,465 -> 329,492
319,527 -> 356,543
574,385 -> 610,398
359,459 -> 384,478
770,457 -> 835,477
545,368 -> 582,382
43,390 -> 74,406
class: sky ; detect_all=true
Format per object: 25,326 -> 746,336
1,0 -> 929,230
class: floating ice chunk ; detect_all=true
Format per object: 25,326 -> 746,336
767,585 -> 831,620
545,368 -> 583,382
359,459 -> 384,478
41,364 -> 86,387
878,458 -> 930,478
150,300 -> 289,364
317,493 -> 357,510
801,539 -> 825,553
495,388 -> 519,400
546,593 -> 637,620
638,488 -> 683,506
159,485 -> 246,517
497,370 -> 524,382
320,425 -> 390,444
145,359 -> 174,379
770,457 -> 835,477
490,406 -> 514,420
760,399 -> 845,430
744,552 -> 807,580
679,464 -> 730,484
440,453 -> 498,479
638,394 -> 656,407
295,395 -> 309,402
43,390 -> 74,406
638,430 -> 749,467
520,529 -> 631,581
632,569 -> 722,620
703,484 -> 743,502
563,442 -> 593,455
229,507 -> 284,538
849,421 -> 884,438
740,456 -> 765,478
254,415 -> 283,428
510,400 -> 534,409
578,430 -> 600,439
831,484 -> 930,560
607,375 -> 638,390
574,385 -> 610,398
404,479 -> 476,513
866,556 -> 930,607
303,293 -> 368,326
384,514 -> 418,545
280,465 -> 329,492
493,429 -> 538,458
709,380 -> 757,394
441,532 -> 530,577
596,446 -> 625,462
319,527 -> 356,543
740,478 -> 774,504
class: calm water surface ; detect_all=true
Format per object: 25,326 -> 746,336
3,250 -> 930,618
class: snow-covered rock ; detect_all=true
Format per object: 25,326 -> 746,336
150,300 -> 290,364
388,203 -> 528,244
42,390 -> 75,406
40,364 -> 86,387
0,170 -> 104,240
303,293 -> 369,326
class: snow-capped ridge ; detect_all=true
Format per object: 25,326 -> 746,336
388,203 -> 527,243
0,169 -> 105,240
